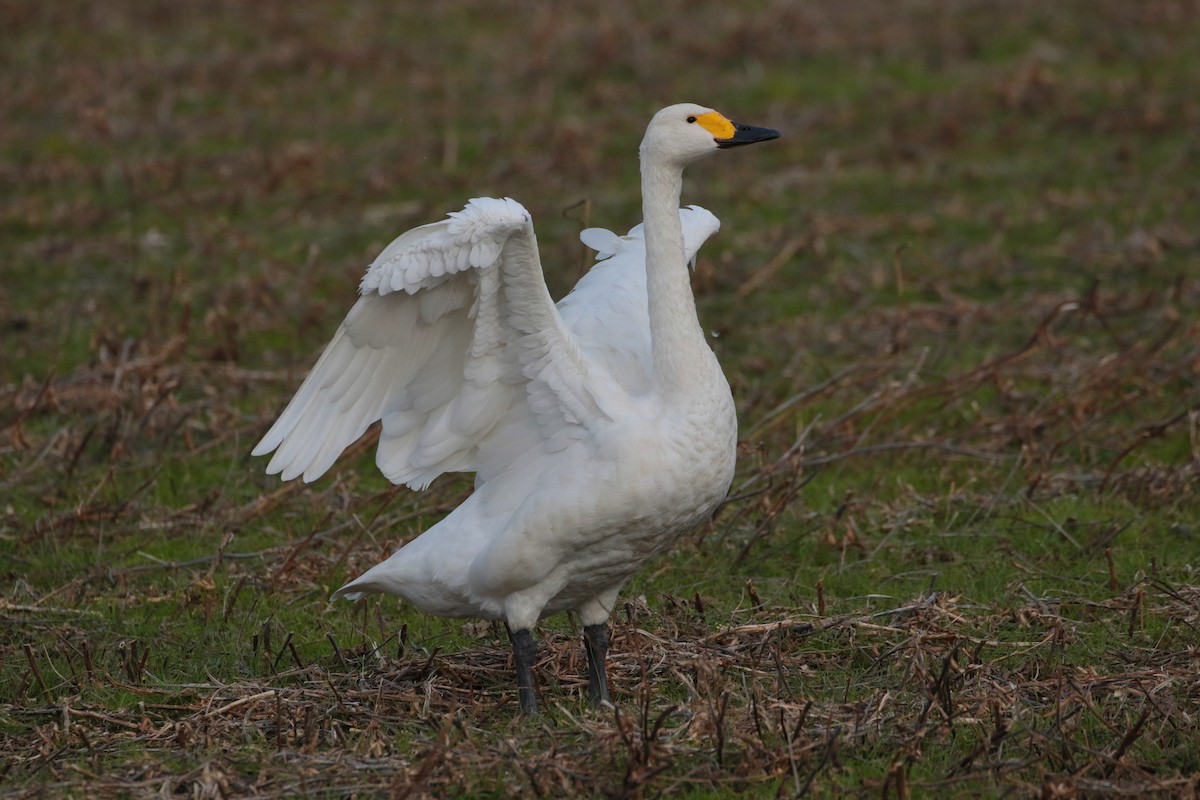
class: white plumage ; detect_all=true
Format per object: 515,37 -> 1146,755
253,104 -> 779,712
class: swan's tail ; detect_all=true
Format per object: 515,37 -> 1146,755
330,568 -> 391,602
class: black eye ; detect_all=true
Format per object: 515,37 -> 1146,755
686,116 -> 697,123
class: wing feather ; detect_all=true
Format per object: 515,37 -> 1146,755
254,197 -> 608,489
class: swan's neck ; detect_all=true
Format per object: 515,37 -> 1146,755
641,156 -> 710,396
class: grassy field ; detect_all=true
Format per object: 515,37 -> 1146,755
3,0 -> 1199,796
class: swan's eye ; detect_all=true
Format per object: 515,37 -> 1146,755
686,116 -> 697,123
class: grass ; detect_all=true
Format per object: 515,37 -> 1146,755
3,0 -> 1200,797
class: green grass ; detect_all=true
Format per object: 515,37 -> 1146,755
3,0 -> 1200,797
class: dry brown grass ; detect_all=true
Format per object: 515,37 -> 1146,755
6,585 -> 1199,797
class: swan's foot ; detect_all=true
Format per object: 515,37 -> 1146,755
583,623 -> 611,706
510,628 -> 539,715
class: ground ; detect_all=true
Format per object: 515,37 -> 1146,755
2,1 -> 1199,797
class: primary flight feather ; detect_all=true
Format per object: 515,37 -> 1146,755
253,104 -> 780,713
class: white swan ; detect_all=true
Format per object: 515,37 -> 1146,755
253,104 -> 779,713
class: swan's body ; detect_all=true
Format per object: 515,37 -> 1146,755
253,104 -> 779,712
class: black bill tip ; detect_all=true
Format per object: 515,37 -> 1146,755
716,122 -> 782,149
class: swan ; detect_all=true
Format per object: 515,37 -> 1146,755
252,104 -> 780,713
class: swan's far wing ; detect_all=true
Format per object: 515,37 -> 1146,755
252,197 -> 606,489
559,205 -> 721,392
679,205 -> 721,267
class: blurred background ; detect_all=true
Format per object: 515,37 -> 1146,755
6,1 -> 1195,380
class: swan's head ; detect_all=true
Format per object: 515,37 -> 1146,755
640,103 -> 780,166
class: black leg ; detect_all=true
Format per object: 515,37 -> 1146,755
510,628 -> 539,715
583,623 -> 611,706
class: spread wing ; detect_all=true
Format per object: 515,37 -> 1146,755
563,205 -> 721,392
252,197 -> 609,489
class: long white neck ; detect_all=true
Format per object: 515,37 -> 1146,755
640,154 -> 711,396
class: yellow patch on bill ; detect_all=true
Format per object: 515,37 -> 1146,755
694,111 -> 735,139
